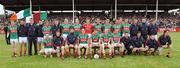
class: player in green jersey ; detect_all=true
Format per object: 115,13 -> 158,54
112,20 -> 122,33
72,18 -> 82,36
60,18 -> 71,39
94,18 -> 103,34
101,29 -> 113,58
89,29 -> 101,58
43,34 -> 55,58
112,29 -> 125,57
103,19 -> 112,32
7,20 -> 19,57
78,28 -> 89,59
122,18 -> 131,36
42,20 -> 52,38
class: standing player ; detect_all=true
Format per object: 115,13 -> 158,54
158,30 -> 172,58
148,20 -> 158,40
112,29 -> 124,57
83,18 -> 93,38
101,29 -> 113,58
131,32 -> 146,55
130,19 -> 139,37
139,18 -> 149,44
103,19 -> 112,32
53,31 -> 65,59
89,29 -> 101,58
27,19 -> 38,56
78,28 -> 89,59
112,19 -> 122,33
7,20 -> 18,57
37,21 -> 44,54
146,35 -> 160,55
65,27 -> 78,57
60,18 -> 71,39
122,19 -> 131,36
121,32 -> 133,55
73,18 -> 82,36
18,20 -> 28,56
94,18 -> 103,34
42,20 -> 52,38
52,19 -> 60,37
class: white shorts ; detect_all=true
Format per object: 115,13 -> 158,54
80,44 -> 88,48
45,48 -> 54,54
92,42 -> 99,47
88,34 -> 92,38
151,35 -> 158,40
19,37 -> 28,43
37,37 -> 43,42
114,43 -> 124,47
43,35 -> 53,39
10,39 -> 18,44
62,34 -> 68,40
122,33 -> 130,37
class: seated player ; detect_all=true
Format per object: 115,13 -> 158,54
121,32 -> 133,55
43,34 -> 55,58
53,31 -> 65,59
78,28 -> 89,59
132,32 -> 147,55
145,35 -> 160,55
158,30 -> 172,58
101,29 -> 113,58
112,29 -> 125,57
89,29 -> 101,58
65,27 -> 78,58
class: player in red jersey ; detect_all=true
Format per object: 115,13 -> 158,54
83,18 -> 93,38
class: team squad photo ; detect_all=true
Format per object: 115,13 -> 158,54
0,0 -> 180,68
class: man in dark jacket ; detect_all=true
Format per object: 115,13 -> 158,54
27,19 -> 38,56
146,35 -> 159,55
65,27 -> 78,57
121,32 -> 133,55
158,30 -> 172,58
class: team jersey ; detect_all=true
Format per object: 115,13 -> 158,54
72,24 -> 82,36
130,24 -> 139,37
102,33 -> 112,43
8,25 -> 18,39
148,24 -> 158,35
37,24 -> 44,37
112,24 -> 122,32
83,23 -> 93,34
53,36 -> 64,47
91,34 -> 101,43
122,23 -> 131,34
112,33 -> 121,43
42,26 -> 52,35
103,24 -> 112,31
132,36 -> 144,48
139,23 -> 148,35
94,24 -> 102,34
79,34 -> 89,44
43,38 -> 53,48
52,25 -> 60,36
60,24 -> 71,34
18,25 -> 28,37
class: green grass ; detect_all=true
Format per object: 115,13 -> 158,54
0,32 -> 180,68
